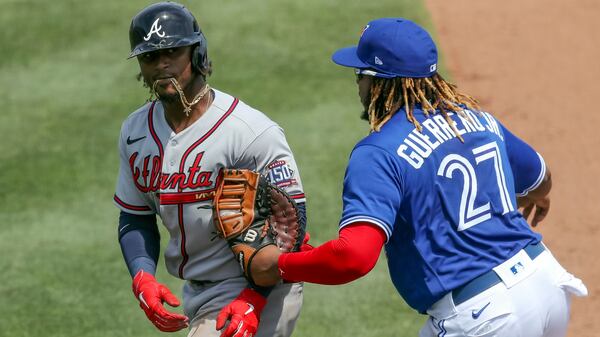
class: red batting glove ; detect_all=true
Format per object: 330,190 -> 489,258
216,288 -> 267,337
132,270 -> 189,332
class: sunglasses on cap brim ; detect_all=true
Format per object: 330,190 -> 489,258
355,69 -> 380,76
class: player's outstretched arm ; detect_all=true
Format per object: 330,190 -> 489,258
517,169 -> 552,227
251,222 -> 386,287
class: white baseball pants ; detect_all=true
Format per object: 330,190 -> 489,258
419,246 -> 587,337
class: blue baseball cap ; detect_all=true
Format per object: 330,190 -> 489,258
332,18 -> 438,78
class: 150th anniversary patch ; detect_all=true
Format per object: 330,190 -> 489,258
266,160 -> 297,188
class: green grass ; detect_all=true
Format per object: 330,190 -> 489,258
0,1 -> 435,336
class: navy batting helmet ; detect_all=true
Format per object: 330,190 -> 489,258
128,2 -> 210,72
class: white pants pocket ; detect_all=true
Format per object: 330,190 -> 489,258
458,291 -> 515,337
419,285 -> 515,337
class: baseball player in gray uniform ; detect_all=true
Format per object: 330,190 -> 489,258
114,3 -> 306,337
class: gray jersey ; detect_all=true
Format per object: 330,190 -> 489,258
114,88 -> 305,281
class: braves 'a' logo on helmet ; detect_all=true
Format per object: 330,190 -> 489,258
144,18 -> 166,41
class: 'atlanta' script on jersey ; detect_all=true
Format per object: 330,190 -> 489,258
128,151 -> 214,193
398,110 -> 503,169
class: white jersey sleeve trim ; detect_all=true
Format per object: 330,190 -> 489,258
339,216 -> 392,242
516,152 -> 546,197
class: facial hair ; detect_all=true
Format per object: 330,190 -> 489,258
145,78 -> 178,104
360,91 -> 371,121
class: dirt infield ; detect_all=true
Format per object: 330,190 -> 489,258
425,0 -> 600,336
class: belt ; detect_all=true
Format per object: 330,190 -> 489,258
190,279 -> 224,286
451,241 -> 545,305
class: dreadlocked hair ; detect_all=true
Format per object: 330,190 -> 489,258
366,73 -> 480,142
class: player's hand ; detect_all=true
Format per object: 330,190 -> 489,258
216,288 -> 267,337
132,270 -> 189,332
248,232 -> 313,287
300,231 -> 314,252
517,195 -> 550,227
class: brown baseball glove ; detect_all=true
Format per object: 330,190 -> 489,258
213,169 -> 304,285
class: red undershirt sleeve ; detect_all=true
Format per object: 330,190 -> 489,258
277,222 -> 387,284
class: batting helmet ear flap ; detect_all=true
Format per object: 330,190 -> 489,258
191,33 -> 211,76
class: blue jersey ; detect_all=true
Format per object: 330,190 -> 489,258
339,107 -> 545,313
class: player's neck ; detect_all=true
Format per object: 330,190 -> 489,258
162,78 -> 213,133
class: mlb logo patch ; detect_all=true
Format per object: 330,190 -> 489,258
493,249 -> 535,288
510,262 -> 524,275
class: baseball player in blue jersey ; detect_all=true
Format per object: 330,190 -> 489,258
249,18 -> 588,337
